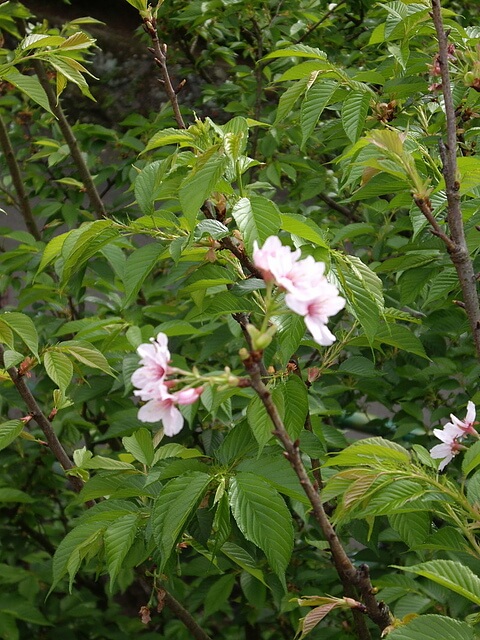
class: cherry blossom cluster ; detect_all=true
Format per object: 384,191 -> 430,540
132,332 -> 203,436
430,401 -> 478,471
253,236 -> 345,346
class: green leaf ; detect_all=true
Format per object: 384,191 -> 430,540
237,454 -> 308,504
0,420 -> 24,451
0,488 -> 34,504
338,355 -> 379,377
300,79 -> 337,148
246,385 -> 284,451
389,512 -> 430,548
221,541 -> 267,585
341,91 -> 370,143
143,128 -> 194,153
228,472 -> 293,585
462,440 -> 480,476
2,71 -> 52,113
59,340 -> 113,375
283,374 -> 308,440
274,76 -> 309,124
134,159 -> 170,214
152,471 -> 211,572
188,291 -> 256,320
0,312 -> 39,359
263,44 -> 327,61
324,437 -> 410,467
43,350 -> 73,392
51,522 -> 106,592
122,242 -> 164,307
36,231 -> 69,275
60,220 -> 118,286
387,614 -> 474,640
231,196 -> 281,254
394,560 -> 480,606
274,312 -> 309,364
122,428 -> 154,466
204,574 -> 236,617
0,595 -> 51,626
0,613 -> 18,640
82,456 -> 136,470
179,152 -> 227,230
279,213 -> 328,248
104,514 -> 139,591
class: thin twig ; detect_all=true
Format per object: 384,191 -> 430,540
31,60 -> 107,220
144,18 -> 186,130
295,1 -> 347,45
413,196 -> 455,249
0,114 -> 41,240
243,351 -> 392,637
430,0 -> 480,358
319,192 -> 360,222
0,344 -> 90,500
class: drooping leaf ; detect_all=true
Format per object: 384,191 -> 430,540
43,349 -> 74,391
179,152 -> 227,230
123,428 -> 154,466
122,242 -> 164,307
228,472 -> 293,585
0,312 -> 39,359
0,420 -> 24,452
300,79 -> 337,148
152,471 -> 211,572
104,514 -> 139,591
342,90 -> 371,143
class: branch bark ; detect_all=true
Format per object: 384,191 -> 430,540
162,590 -> 213,640
31,60 -> 107,220
0,113 -> 41,240
0,343 -> 89,499
429,0 -> 480,358
243,351 -> 392,638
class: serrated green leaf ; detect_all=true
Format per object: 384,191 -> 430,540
228,472 -> 293,585
134,159 -> 170,214
143,128 -> 195,153
274,76 -> 309,124
389,512 -> 430,548
263,45 -> 327,61
153,471 -> 211,572
2,71 -> 52,113
221,541 -> 267,585
246,386 -> 284,451
0,420 -> 24,452
83,456 -> 136,470
204,574 -> 236,617
394,560 -> 480,606
51,522 -> 106,593
188,291 -> 256,320
279,213 -> 328,248
274,312 -> 306,365
122,242 -> 164,307
283,374 -> 308,440
237,454 -> 308,504
43,350 -> 73,391
59,340 -> 113,375
36,231 -> 69,275
0,312 -> 39,359
123,428 -> 154,466
60,220 -> 118,286
387,614 -> 474,640
179,153 -> 227,230
300,79 -> 337,148
342,91 -> 370,143
324,437 -> 410,467
231,196 -> 281,254
104,514 -> 139,591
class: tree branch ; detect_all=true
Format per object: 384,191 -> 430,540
0,113 -> 41,240
0,344 -> 90,500
430,0 -> 480,359
162,589 -> 213,640
144,17 -> 186,130
243,351 -> 392,637
31,60 -> 107,220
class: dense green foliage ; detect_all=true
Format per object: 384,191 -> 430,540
2,0 -> 480,638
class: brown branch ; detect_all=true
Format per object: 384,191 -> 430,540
162,590 -> 213,640
0,343 -> 90,500
0,113 -> 41,240
319,192 -> 360,222
144,18 -> 186,130
295,1 -> 347,44
430,0 -> 480,359
243,351 -> 392,637
413,196 -> 455,249
31,60 -> 107,220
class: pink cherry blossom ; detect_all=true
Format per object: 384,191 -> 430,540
131,332 -> 171,398
253,236 -> 300,284
285,283 -> 346,346
137,385 -> 204,436
429,401 -> 478,470
275,255 -> 327,300
447,401 -> 477,437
